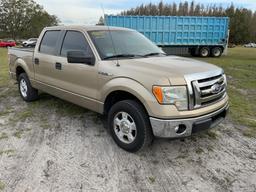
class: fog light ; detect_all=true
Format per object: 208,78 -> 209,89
175,124 -> 187,134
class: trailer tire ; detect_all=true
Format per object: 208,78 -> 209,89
199,47 -> 210,57
211,47 -> 223,57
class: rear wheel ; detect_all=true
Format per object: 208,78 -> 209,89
199,47 -> 210,57
18,73 -> 38,102
108,100 -> 153,152
211,47 -> 223,57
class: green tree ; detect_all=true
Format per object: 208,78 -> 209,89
0,0 -> 59,39
189,1 -> 195,16
97,16 -> 104,25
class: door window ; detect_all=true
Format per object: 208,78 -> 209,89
61,31 -> 93,57
39,30 -> 60,55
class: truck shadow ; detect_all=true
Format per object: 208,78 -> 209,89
32,92 -> 221,156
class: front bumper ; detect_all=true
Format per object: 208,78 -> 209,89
150,102 -> 229,138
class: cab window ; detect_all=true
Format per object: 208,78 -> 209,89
60,31 -> 93,57
39,30 -> 60,55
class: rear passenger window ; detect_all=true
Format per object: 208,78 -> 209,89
39,30 -> 60,55
61,31 -> 93,57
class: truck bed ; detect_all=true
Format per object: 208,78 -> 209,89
8,47 -> 34,57
8,47 -> 34,80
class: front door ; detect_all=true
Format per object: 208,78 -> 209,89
52,30 -> 98,100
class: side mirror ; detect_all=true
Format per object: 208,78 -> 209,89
67,51 -> 95,65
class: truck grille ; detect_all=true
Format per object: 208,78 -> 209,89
185,70 -> 227,110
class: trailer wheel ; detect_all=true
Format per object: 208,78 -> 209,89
211,47 -> 223,57
199,47 -> 210,57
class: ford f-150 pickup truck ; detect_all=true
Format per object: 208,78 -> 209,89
8,26 -> 229,152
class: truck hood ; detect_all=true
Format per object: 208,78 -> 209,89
118,55 -> 222,85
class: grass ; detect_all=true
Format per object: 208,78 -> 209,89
0,48 -> 9,88
196,47 -> 256,137
10,109 -> 34,124
148,176 -> 156,184
13,129 -> 24,139
15,110 -> 33,121
0,181 -> 5,191
0,106 -> 14,117
0,47 -> 255,137
206,130 -> 218,140
0,110 -> 12,117
195,147 -> 204,154
0,132 -> 8,140
0,149 -> 15,156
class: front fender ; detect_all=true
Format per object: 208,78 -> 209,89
101,77 -> 173,117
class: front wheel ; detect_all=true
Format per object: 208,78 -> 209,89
18,73 -> 38,102
108,100 -> 153,152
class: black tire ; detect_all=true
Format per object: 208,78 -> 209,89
211,47 -> 223,57
18,73 -> 38,102
199,47 -> 210,57
108,100 -> 153,152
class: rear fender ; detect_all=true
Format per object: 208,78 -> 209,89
14,58 -> 32,79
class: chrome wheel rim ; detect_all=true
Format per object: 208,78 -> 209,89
201,49 -> 208,57
113,112 -> 137,144
20,79 -> 28,98
213,49 -> 221,56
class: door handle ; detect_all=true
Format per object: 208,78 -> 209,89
34,58 -> 39,65
55,62 -> 62,70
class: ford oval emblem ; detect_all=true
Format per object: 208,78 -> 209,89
211,83 -> 222,94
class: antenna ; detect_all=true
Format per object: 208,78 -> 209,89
101,5 -> 120,67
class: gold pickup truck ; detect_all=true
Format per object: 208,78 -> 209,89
8,26 -> 229,152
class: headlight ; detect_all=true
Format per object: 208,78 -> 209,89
153,86 -> 188,110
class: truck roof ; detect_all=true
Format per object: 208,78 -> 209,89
44,25 -> 134,32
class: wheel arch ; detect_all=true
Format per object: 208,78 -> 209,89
102,78 -> 155,116
16,66 -> 26,80
104,90 -> 149,116
14,59 -> 30,80
210,45 -> 224,51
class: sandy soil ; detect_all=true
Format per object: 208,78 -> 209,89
0,86 -> 255,192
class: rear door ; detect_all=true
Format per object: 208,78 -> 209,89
34,30 -> 63,85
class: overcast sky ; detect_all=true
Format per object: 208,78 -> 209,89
35,0 -> 256,25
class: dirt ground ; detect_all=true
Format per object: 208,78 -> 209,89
0,86 -> 256,192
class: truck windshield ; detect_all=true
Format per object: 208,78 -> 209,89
88,30 -> 165,60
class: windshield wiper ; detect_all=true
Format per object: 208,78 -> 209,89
103,54 -> 143,60
143,52 -> 166,57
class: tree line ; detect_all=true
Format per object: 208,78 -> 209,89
120,1 -> 256,44
0,0 -> 59,40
